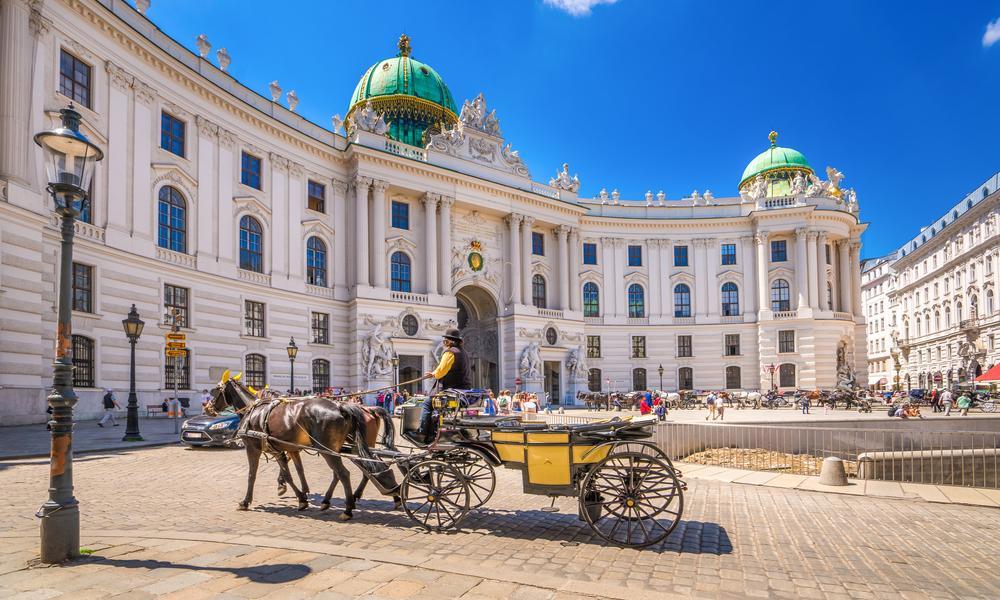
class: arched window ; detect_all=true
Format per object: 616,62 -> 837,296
771,279 -> 790,312
72,335 -> 95,388
957,302 -> 964,321
678,367 -> 693,391
988,290 -> 995,315
915,316 -> 921,337
778,363 -> 796,388
632,368 -> 647,391
532,274 -> 547,309
239,215 -> 263,272
588,368 -> 602,392
721,282 -> 740,316
157,185 -> 187,253
583,282 -> 600,317
934,311 -> 940,332
725,366 -> 741,390
245,353 -> 266,388
945,306 -> 951,327
390,252 -> 412,292
312,358 -> 330,392
306,237 -> 327,287
673,284 -> 691,317
627,284 -> 645,318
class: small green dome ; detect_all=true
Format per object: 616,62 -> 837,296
347,35 -> 458,147
739,131 -> 813,189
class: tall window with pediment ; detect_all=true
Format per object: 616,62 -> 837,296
583,282 -> 600,317
157,186 -> 187,253
306,237 -> 327,287
239,215 -> 263,272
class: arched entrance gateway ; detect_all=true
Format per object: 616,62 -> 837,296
455,286 -> 499,391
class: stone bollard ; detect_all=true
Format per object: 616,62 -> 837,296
818,457 -> 849,486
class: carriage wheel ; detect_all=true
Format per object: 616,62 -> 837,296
579,451 -> 683,548
401,460 -> 470,531
449,450 -> 496,509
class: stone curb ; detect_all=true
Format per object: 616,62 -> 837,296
0,439 -> 181,461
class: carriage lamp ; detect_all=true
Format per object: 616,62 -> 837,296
35,104 -> 104,564
286,338 -> 298,395
121,305 -> 145,443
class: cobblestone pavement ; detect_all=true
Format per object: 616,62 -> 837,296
1,446 -> 999,599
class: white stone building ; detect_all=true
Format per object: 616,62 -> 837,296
862,172 -> 1000,392
0,0 -> 867,424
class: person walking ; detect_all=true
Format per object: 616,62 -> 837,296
800,393 -> 810,415
957,392 -> 972,416
705,392 -> 717,421
98,388 -> 120,427
941,388 -> 953,416
714,392 -> 726,421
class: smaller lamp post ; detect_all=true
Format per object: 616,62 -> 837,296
391,354 -> 399,390
762,363 -> 778,391
121,304 -> 145,441
657,363 -> 664,391
286,337 -> 298,395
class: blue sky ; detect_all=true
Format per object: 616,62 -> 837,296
145,0 -> 1000,259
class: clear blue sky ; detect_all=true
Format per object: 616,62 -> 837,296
144,0 -> 1000,259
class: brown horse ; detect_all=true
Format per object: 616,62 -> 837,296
205,378 -> 398,520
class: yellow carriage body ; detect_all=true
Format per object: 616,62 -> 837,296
489,428 -> 613,492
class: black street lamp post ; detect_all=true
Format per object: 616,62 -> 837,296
121,304 -> 145,441
657,364 -> 664,391
391,354 -> 399,390
286,338 -> 298,395
763,363 -> 777,391
34,105 -> 104,563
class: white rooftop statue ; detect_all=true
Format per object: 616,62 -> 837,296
195,34 -> 210,58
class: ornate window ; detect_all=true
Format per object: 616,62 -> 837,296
244,300 -> 265,337
312,359 -> 330,392
583,282 -> 600,317
532,274 -> 547,308
632,368 -> 647,391
306,237 -> 327,287
627,284 -> 645,318
72,335 -> 95,388
390,252 -> 412,292
677,335 -> 692,358
678,367 -> 693,391
779,363 -> 796,388
588,368 -> 602,392
245,353 -> 266,388
307,181 -> 326,213
545,327 -> 558,345
157,186 -> 187,253
311,312 -> 329,344
721,282 -> 740,316
165,349 -> 190,390
160,112 -> 185,157
239,215 -> 264,272
72,262 -> 93,313
402,314 -> 419,336
59,49 -> 91,108
778,330 -> 795,353
725,366 -> 741,390
724,334 -> 740,356
771,279 -> 791,312
673,283 -> 691,317
164,284 -> 189,328
631,336 -> 646,358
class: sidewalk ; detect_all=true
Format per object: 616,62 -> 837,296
0,416 -> 182,459
677,460 -> 1000,507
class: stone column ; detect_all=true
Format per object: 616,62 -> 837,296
601,237 -> 616,315
795,227 -> 809,311
648,240 -> 662,316
195,117 -> 218,265
755,232 -> 770,314
354,176 -> 371,287
423,193 -> 439,295
850,240 -> 863,316
521,216 -> 535,306
740,236 -> 756,314
0,0 -> 32,184
838,239 -> 851,312
332,179 -> 348,289
217,130 -> 236,265
371,180 -> 389,288
105,62 -> 132,242
556,226 -> 570,311
131,82 -> 154,241
806,231 -> 819,309
506,213 -> 522,305
816,232 -> 829,310
439,195 -> 454,295
568,228 -> 581,312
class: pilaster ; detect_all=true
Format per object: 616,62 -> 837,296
354,176 -> 372,288
423,193 -> 440,295
438,195 -> 454,295
520,216 -> 535,306
505,213 -> 522,308
371,179 -> 389,288
195,116 -> 218,272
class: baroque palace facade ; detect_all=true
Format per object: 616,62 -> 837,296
863,172 -> 1000,391
0,0 -> 866,424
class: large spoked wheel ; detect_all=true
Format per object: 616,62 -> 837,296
401,460 -> 470,531
449,449 -> 496,509
579,450 -> 684,548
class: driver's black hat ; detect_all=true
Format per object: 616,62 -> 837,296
443,328 -> 463,342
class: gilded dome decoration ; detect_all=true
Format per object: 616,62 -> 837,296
739,131 -> 815,198
346,34 -> 459,147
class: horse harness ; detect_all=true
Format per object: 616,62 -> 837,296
237,396 -> 289,456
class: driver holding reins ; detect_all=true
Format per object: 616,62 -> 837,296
419,328 -> 472,440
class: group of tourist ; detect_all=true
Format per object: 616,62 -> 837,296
880,388 -> 975,417
481,390 -> 540,416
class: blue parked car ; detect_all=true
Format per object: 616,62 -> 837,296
180,409 -> 241,447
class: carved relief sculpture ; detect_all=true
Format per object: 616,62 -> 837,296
519,342 -> 542,379
549,163 -> 581,193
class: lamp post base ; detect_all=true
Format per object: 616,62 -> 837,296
39,498 -> 80,563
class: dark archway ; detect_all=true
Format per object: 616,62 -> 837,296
455,285 -> 499,391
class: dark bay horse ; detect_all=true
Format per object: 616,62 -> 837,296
205,378 -> 398,520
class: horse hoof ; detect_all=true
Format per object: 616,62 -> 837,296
298,502 -> 309,511
237,503 -> 249,511
393,501 -> 403,511
338,512 -> 353,522
277,485 -> 287,496
320,502 -> 330,511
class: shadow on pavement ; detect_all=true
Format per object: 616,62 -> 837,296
74,556 -> 311,583
254,495 -> 732,555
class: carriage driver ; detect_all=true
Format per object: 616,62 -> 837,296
419,328 -> 472,440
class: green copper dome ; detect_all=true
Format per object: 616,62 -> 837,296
739,131 -> 814,197
347,35 -> 459,147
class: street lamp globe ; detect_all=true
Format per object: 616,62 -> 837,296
122,304 -> 145,343
33,105 -> 104,214
286,337 -> 298,360
657,364 -> 664,377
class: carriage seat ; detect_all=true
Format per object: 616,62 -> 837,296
454,415 -> 522,428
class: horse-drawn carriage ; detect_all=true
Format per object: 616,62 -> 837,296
208,377 -> 685,548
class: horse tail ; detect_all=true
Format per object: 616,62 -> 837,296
370,406 -> 397,452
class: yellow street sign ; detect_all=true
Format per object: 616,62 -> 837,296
166,341 -> 186,350
166,332 -> 186,341
165,349 -> 187,358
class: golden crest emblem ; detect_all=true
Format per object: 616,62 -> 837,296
468,240 -> 484,272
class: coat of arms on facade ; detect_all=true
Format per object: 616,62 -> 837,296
467,240 -> 484,272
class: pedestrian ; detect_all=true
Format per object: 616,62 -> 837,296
706,392 -> 716,420
957,392 -> 971,416
801,393 -> 810,415
655,397 -> 667,421
714,392 -> 726,421
384,389 -> 397,417
483,390 -> 498,416
639,395 -> 651,415
98,388 -> 119,427
941,388 -> 953,416
498,389 -> 511,415
523,394 -> 538,416
200,388 -> 212,411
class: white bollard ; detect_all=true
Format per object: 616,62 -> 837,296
818,456 -> 849,486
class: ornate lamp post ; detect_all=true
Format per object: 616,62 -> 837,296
657,364 -> 664,391
762,363 -> 778,391
391,354 -> 400,390
286,338 -> 298,395
34,105 -> 104,563
121,304 -> 145,442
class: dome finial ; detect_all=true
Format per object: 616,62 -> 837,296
397,33 -> 411,57
768,130 -> 778,147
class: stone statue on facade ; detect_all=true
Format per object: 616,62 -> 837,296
805,173 -> 826,197
825,166 -> 845,198
459,93 -> 502,137
611,189 -> 620,205
656,191 -> 666,206
790,171 -> 807,195
598,188 -> 609,204
549,163 -> 581,193
748,174 -> 768,201
566,345 -> 589,379
645,191 -> 654,206
361,324 -> 394,381
703,189 -> 714,203
196,34 -> 211,58
519,342 -> 542,379
351,101 -> 389,136
835,338 -> 856,390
